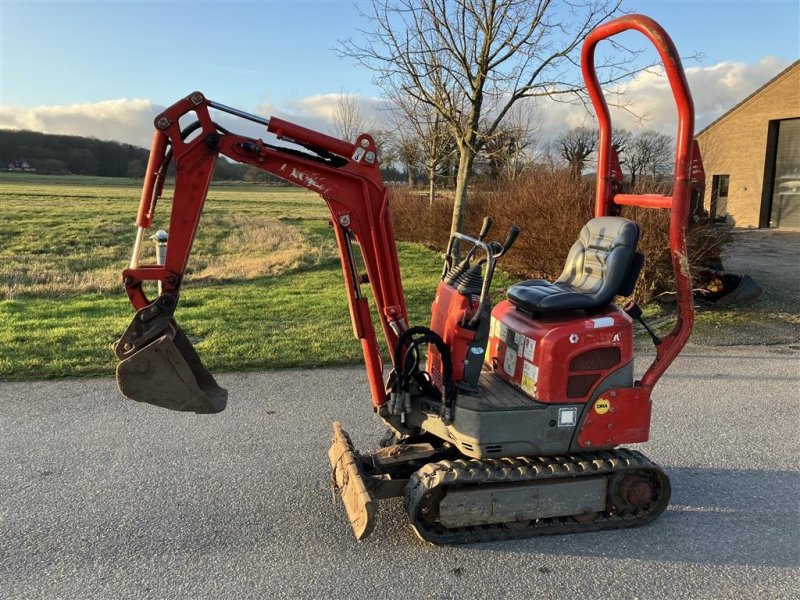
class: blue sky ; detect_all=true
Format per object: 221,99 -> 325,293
1,0 -> 798,144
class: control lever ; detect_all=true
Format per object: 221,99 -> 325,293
442,217 -> 494,281
478,216 -> 494,240
494,225 -> 521,258
624,301 -> 662,346
466,225 -> 522,329
463,217 -> 494,262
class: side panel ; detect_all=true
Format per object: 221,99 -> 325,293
487,300 -> 634,403
574,386 -> 653,450
427,282 -> 480,385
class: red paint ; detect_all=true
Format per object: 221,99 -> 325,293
123,93 -> 403,409
267,116 -> 361,161
614,194 -> 672,210
582,14 -> 695,393
427,281 -> 481,385
576,386 -> 653,449
487,301 -> 633,404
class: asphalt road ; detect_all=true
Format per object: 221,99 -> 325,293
1,345 -> 798,600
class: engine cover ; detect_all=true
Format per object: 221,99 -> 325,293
487,300 -> 633,403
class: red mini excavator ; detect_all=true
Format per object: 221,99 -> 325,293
114,15 -> 702,544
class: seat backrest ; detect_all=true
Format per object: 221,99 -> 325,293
556,216 -> 641,302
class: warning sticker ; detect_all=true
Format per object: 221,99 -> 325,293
499,322 -> 509,343
514,331 -> 525,349
521,361 -> 538,395
594,398 -> 611,414
523,337 -> 536,361
503,347 -> 517,376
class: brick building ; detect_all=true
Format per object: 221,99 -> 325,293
696,60 -> 799,229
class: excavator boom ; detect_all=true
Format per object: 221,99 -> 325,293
116,92 -> 406,413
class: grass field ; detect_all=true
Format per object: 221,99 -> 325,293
2,173 -> 780,382
0,173 -> 513,380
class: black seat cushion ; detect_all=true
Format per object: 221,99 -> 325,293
507,217 -> 641,314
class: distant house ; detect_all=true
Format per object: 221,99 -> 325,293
7,160 -> 37,172
696,60 -> 800,230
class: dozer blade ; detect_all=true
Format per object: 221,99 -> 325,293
328,422 -> 376,541
114,296 -> 226,414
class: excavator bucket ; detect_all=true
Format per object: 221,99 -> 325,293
329,422 -> 376,540
114,297 -> 227,414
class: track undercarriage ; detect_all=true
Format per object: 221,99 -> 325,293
329,422 -> 670,544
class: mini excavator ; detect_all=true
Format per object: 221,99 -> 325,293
114,15 -> 703,543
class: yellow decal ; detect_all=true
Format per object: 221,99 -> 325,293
521,376 -> 537,396
594,398 -> 611,414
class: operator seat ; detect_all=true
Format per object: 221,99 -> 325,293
507,216 -> 643,315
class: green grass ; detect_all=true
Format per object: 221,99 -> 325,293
0,173 -> 479,380
1,172 -> 768,381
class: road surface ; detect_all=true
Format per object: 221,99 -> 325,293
1,345 -> 798,599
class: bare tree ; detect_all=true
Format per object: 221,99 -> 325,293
626,130 -> 673,186
340,0 -> 627,253
394,132 -> 421,187
391,91 -> 457,204
332,92 -> 366,142
557,126 -> 598,177
332,91 -> 399,175
482,100 -> 539,181
611,128 -> 632,156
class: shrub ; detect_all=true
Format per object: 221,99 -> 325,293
389,170 -> 734,303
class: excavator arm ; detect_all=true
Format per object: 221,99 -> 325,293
115,92 -> 406,413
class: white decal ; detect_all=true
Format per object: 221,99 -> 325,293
514,331 -> 525,349
612,333 -> 621,342
470,346 -> 484,355
523,337 -> 536,361
558,407 -> 577,427
499,323 -> 509,342
503,347 -> 517,375
522,361 -> 538,380
290,168 -> 325,191
569,333 -> 579,344
591,317 -> 615,329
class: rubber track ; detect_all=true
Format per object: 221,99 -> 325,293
404,448 -> 670,544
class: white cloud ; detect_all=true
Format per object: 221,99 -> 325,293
534,56 -> 792,140
254,93 -> 385,137
0,58 -> 790,152
1,99 -> 164,148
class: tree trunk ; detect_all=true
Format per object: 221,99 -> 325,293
450,148 -> 476,260
407,164 -> 414,188
428,167 -> 436,206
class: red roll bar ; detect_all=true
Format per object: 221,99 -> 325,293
581,14 -> 695,390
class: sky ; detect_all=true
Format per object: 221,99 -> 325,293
1,0 -> 798,148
